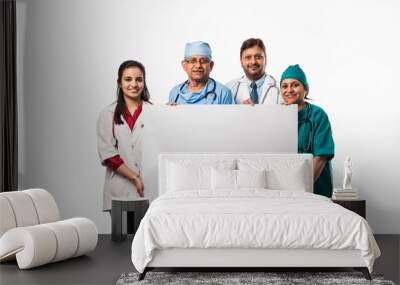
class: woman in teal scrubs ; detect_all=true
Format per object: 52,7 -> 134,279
280,64 -> 335,197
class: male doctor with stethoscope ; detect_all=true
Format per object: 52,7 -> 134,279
226,38 -> 280,105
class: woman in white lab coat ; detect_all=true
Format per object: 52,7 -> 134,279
97,60 -> 151,211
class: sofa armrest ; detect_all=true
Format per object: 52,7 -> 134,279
0,218 -> 98,269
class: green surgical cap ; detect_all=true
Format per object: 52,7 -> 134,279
280,64 -> 308,90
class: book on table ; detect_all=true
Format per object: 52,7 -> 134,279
332,188 -> 359,200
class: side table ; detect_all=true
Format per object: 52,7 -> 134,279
332,199 -> 366,219
111,197 -> 149,242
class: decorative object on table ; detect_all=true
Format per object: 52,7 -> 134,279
0,188 -> 98,269
343,156 -> 353,190
112,197 -> 149,242
332,156 -> 358,200
116,271 -> 394,285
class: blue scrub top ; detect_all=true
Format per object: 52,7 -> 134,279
298,103 -> 335,197
168,78 -> 234,104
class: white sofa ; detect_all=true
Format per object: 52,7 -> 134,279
0,188 -> 98,269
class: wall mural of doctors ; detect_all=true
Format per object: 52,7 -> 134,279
97,60 -> 151,211
168,41 -> 234,105
280,64 -> 335,198
226,38 -> 279,105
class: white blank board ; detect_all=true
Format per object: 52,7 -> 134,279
141,104 -> 298,200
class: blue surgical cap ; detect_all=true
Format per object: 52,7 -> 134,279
184,41 -> 212,60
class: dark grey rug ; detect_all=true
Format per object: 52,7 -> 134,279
116,271 -> 396,285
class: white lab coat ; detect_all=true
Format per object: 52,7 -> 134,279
96,102 -> 147,211
226,74 -> 280,104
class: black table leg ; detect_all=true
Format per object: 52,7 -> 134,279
133,205 -> 142,235
112,199 -> 149,241
133,201 -> 149,235
112,201 -> 126,242
127,211 -> 135,234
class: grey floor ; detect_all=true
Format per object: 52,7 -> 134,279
0,235 -> 399,285
0,235 -> 134,285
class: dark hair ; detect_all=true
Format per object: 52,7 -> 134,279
114,60 -> 150,125
240,38 -> 266,57
304,88 -> 310,100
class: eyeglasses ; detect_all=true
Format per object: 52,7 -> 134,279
243,54 -> 264,61
185,58 -> 211,65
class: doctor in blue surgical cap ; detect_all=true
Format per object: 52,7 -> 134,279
168,41 -> 234,104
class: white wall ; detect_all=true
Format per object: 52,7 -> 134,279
16,0 -> 400,233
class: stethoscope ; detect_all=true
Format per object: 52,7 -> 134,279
298,102 -> 313,153
232,75 -> 279,104
174,78 -> 217,104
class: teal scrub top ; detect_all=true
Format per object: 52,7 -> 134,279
298,103 -> 335,197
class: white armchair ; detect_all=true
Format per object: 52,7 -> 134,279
0,188 -> 98,269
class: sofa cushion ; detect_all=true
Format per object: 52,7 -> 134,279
0,218 -> 97,269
